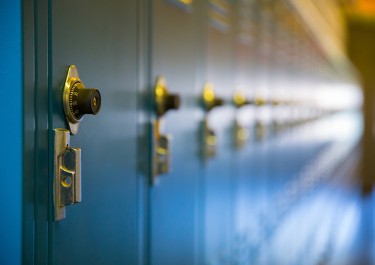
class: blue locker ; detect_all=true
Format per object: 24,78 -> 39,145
202,1 -> 237,263
22,0 -> 144,264
2,0 -> 367,264
149,1 -> 201,265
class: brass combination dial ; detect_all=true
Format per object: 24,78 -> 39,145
63,65 -> 101,134
202,82 -> 224,111
155,76 -> 180,117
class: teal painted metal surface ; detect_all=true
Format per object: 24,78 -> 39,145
20,0 -> 367,264
48,0 -> 143,264
149,1 -> 202,264
0,1 -> 22,265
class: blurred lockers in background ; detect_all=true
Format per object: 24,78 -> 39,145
214,0 -> 374,264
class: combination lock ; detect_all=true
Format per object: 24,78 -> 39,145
68,82 -> 101,120
202,82 -> 224,112
155,76 -> 180,117
63,65 -> 101,134
151,76 -> 181,184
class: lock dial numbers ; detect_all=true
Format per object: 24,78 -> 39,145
69,82 -> 84,120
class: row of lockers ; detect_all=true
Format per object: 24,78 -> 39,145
15,0 -> 363,265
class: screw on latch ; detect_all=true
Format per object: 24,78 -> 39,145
206,133 -> 216,147
62,176 -> 72,188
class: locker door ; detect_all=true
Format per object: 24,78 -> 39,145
232,2 -> 260,263
48,1 -> 141,264
202,1 -> 237,264
149,1 -> 201,265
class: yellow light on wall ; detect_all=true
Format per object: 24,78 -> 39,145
179,0 -> 193,5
